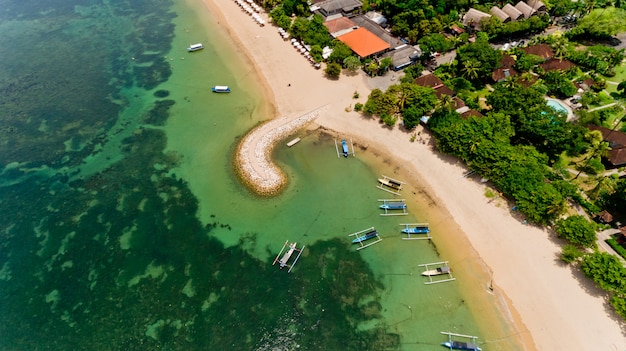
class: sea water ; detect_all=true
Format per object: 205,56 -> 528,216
0,0 -> 515,349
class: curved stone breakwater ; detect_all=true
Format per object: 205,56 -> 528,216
234,107 -> 324,196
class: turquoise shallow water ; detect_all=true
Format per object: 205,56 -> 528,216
0,0 -> 507,349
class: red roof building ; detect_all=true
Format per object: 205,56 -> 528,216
521,44 -> 554,60
337,27 -> 391,58
323,16 -> 357,37
587,124 -> 626,167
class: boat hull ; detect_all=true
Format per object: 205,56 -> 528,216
442,341 -> 481,350
352,231 -> 378,243
341,140 -> 349,157
401,227 -> 430,234
212,85 -> 231,93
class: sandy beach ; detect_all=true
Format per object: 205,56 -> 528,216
202,0 -> 626,349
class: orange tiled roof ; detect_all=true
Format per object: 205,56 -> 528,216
337,27 -> 390,57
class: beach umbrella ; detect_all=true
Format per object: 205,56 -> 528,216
290,38 -> 297,43
299,47 -> 307,54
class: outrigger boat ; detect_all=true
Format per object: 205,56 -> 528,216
441,332 -> 482,351
419,261 -> 456,284
341,139 -> 349,157
376,175 -> 405,195
422,266 -> 451,276
352,229 -> 379,243
272,240 -> 305,273
400,223 -> 431,240
334,138 -> 354,158
347,227 -> 382,250
379,199 -> 408,216
402,225 -> 430,234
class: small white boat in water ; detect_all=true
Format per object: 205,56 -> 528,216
187,43 -> 204,52
211,85 -> 231,93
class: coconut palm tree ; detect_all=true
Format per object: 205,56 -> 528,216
461,59 -> 481,81
435,94 -> 455,113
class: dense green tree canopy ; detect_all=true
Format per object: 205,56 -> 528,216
581,252 -> 626,293
487,82 -> 587,159
575,7 -> 626,38
324,62 -> 342,79
554,215 -> 597,248
455,39 -> 502,83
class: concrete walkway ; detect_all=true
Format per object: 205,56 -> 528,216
596,228 -> 626,265
587,102 -> 617,112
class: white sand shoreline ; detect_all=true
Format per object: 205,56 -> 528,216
201,0 -> 626,349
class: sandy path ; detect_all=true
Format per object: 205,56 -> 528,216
202,0 -> 626,349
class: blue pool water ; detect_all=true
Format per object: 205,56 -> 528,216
546,98 -> 569,114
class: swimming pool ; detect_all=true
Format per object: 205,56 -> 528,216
546,98 -> 569,114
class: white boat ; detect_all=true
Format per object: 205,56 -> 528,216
422,266 -> 451,276
187,43 -> 204,52
211,85 -> 231,93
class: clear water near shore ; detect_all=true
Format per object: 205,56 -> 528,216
0,0 -> 519,349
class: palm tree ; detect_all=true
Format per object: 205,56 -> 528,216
552,38 -> 569,60
461,59 -> 481,81
589,175 -> 617,200
435,94 -> 455,113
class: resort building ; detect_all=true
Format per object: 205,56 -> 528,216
351,15 -> 404,49
365,11 -> 387,27
521,44 -> 554,60
587,124 -> 626,168
337,27 -> 391,58
491,6 -> 511,23
526,0 -> 547,12
502,4 -> 525,21
324,16 -> 358,37
310,0 -> 362,18
462,8 -> 492,30
539,58 -> 576,72
382,45 -> 422,71
492,54 -> 518,82
414,74 -> 455,98
515,1 -> 537,19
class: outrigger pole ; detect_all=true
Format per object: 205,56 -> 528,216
418,261 -> 456,285
376,175 -> 405,196
272,240 -> 305,273
348,227 -> 382,250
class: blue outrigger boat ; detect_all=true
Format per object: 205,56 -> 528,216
352,229 -> 379,243
402,225 -> 430,234
341,139 -> 349,157
442,341 -> 481,351
441,332 -> 481,351
379,201 -> 406,210
348,227 -> 382,250
379,199 -> 408,216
